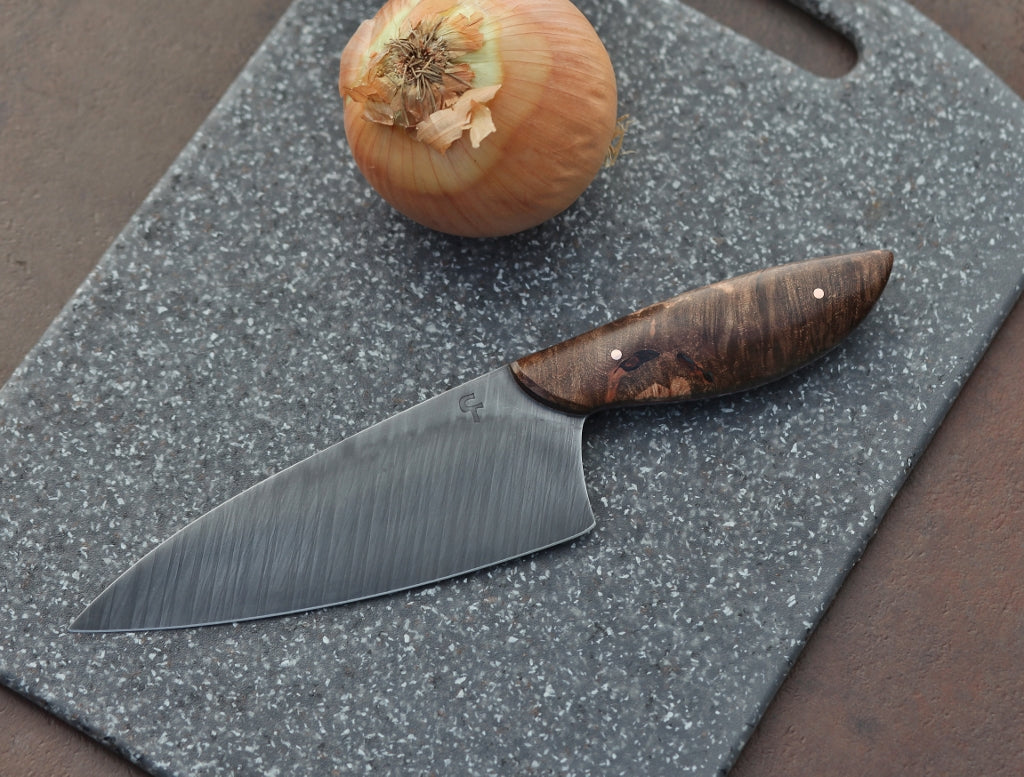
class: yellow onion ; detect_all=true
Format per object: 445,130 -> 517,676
338,0 -> 618,237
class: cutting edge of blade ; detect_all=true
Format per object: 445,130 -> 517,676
69,515 -> 595,633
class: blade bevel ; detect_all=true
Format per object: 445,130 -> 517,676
71,367 -> 592,632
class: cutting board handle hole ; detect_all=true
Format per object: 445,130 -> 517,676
681,0 -> 857,79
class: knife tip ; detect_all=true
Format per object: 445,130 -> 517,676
68,609 -> 98,633
69,601 -> 118,633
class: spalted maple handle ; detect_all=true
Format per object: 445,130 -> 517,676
511,250 -> 893,414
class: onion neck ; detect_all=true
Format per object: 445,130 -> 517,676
341,6 -> 503,154
377,19 -> 475,128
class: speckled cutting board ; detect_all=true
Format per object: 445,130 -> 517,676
2,0 -> 1023,774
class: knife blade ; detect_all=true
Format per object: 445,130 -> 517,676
71,250 -> 893,632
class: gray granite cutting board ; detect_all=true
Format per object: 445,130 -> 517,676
2,0 -> 1023,774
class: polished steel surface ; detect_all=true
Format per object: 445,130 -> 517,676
71,368 -> 591,631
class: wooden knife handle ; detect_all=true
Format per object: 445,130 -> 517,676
510,250 -> 894,414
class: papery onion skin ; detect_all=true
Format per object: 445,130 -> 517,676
339,0 -> 618,237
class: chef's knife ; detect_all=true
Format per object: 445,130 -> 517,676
71,250 -> 893,632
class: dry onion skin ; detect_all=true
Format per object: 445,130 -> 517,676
338,0 -> 618,237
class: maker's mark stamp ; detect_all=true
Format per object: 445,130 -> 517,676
458,393 -> 483,422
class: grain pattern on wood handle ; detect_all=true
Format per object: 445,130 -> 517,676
510,250 -> 894,414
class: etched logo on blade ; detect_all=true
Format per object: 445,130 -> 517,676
458,393 -> 483,422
